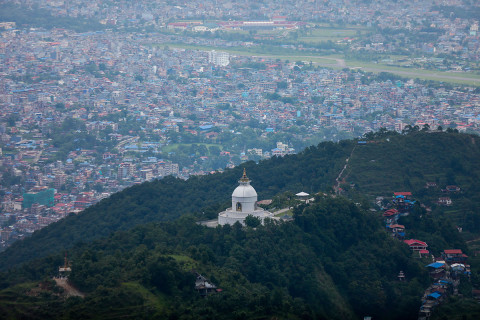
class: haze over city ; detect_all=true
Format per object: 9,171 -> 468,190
0,1 -> 480,319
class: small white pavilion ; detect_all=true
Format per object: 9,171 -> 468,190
218,169 -> 273,226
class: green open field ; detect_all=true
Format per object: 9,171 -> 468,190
157,21 -> 480,86
343,59 -> 480,86
159,42 -> 338,64
162,143 -> 222,153
299,26 -> 368,43
160,42 -> 480,86
157,22 -> 480,86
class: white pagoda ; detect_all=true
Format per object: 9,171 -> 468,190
218,169 -> 273,226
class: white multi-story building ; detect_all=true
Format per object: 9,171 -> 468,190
208,50 -> 230,67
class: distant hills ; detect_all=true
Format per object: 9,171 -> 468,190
1,130 -> 480,319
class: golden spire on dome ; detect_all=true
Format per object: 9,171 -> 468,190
240,168 -> 249,182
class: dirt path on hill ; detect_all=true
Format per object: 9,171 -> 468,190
54,277 -> 85,298
334,145 -> 356,194
466,237 -> 480,244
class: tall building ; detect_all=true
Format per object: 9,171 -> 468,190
218,169 -> 273,226
208,50 -> 230,67
118,163 -> 134,179
54,173 -> 67,189
158,161 -> 179,177
140,168 -> 153,180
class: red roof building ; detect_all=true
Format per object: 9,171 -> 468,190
442,249 -> 468,264
383,209 -> 399,217
404,239 -> 428,251
394,192 -> 412,196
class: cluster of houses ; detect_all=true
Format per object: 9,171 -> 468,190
381,191 -> 471,319
421,250 -> 470,319
22,0 -> 480,66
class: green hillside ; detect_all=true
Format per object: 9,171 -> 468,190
3,130 -> 480,271
1,130 -> 480,319
347,131 -> 480,197
0,140 -> 352,271
0,197 -> 428,319
344,130 -> 480,236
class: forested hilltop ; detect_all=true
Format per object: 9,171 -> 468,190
3,130 -> 480,271
0,139 -> 352,270
0,197 -> 428,319
2,130 -> 480,319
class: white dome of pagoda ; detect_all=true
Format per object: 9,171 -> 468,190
232,182 -> 257,198
218,169 -> 273,226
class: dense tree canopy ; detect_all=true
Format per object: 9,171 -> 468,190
1,131 -> 480,318
0,197 -> 427,319
0,139 -> 352,270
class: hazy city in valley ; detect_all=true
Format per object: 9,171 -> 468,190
1,1 -> 480,319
